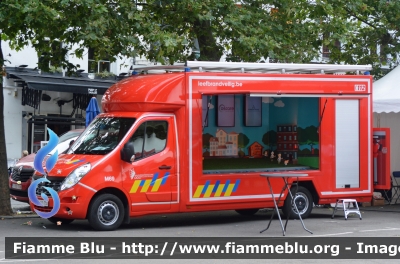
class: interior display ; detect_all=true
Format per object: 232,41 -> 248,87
244,95 -> 262,126
216,95 -> 235,127
203,95 -> 319,172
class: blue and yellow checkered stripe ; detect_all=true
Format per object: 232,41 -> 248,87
129,172 -> 170,193
193,180 -> 240,198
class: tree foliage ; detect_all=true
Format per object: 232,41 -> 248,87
134,0 -> 400,76
308,0 -> 400,79
297,126 -> 319,145
262,130 -> 277,149
203,133 -> 213,150
0,0 -> 144,216
1,0 -> 144,72
139,0 -> 324,63
237,133 -> 249,149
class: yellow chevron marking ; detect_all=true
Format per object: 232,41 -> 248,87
214,184 -> 225,197
193,185 -> 204,198
130,180 -> 141,193
140,180 -> 152,192
224,184 -> 235,197
203,185 -> 215,198
151,179 -> 162,192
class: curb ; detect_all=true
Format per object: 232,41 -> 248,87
1,210 -> 39,219
359,208 -> 400,213
1,214 -> 40,219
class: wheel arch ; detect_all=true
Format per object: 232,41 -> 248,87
87,187 -> 130,224
297,181 -> 319,205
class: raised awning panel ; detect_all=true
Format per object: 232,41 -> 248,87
12,74 -> 115,95
5,67 -> 117,95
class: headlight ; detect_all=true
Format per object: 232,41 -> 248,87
60,163 -> 91,191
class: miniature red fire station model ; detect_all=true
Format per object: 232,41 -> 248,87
30,61 -> 391,231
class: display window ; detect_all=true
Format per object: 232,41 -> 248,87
202,95 -> 320,172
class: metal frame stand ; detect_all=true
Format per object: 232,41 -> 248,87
260,175 -> 313,236
331,199 -> 362,220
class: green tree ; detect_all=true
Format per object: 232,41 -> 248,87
147,0 -> 400,76
0,0 -> 144,216
298,126 -> 318,145
140,0 -> 323,63
202,133 -> 213,151
308,0 -> 400,79
138,0 -> 400,74
262,130 -> 277,150
237,133 -> 249,152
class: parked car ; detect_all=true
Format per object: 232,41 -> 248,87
9,129 -> 84,203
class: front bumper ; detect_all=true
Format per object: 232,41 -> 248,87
30,183 -> 94,219
9,177 -> 31,203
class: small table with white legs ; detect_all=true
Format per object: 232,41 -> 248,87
260,173 -> 313,236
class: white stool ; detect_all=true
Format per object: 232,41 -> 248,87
331,199 -> 362,220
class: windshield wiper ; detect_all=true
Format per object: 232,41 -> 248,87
82,150 -> 99,155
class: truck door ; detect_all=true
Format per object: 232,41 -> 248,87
121,115 -> 177,212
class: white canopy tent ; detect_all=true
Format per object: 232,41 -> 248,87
373,66 -> 400,174
374,66 -> 400,113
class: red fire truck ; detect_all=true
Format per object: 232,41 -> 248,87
30,61 -> 391,231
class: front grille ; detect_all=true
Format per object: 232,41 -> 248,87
33,205 -> 53,212
9,189 -> 28,197
11,166 -> 34,182
35,177 -> 65,196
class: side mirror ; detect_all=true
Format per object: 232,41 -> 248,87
121,142 -> 135,163
63,139 -> 76,154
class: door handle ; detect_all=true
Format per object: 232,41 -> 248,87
159,165 -> 171,170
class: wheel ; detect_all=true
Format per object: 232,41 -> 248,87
87,194 -> 124,231
47,217 -> 74,225
235,209 -> 259,216
282,186 -> 313,219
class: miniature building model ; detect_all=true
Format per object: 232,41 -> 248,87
248,142 -> 263,158
276,125 -> 299,163
209,129 -> 238,157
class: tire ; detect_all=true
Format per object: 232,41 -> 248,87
282,186 -> 313,219
47,217 -> 74,225
87,194 -> 124,231
235,209 -> 259,216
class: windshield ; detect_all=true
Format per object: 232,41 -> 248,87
68,117 -> 135,155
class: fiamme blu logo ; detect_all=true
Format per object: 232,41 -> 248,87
27,128 -> 61,218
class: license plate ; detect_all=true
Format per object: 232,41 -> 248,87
39,199 -> 48,207
12,183 -> 22,190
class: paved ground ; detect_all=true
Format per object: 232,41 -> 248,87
9,199 -> 32,214
2,199 -> 400,263
7,198 -> 400,216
